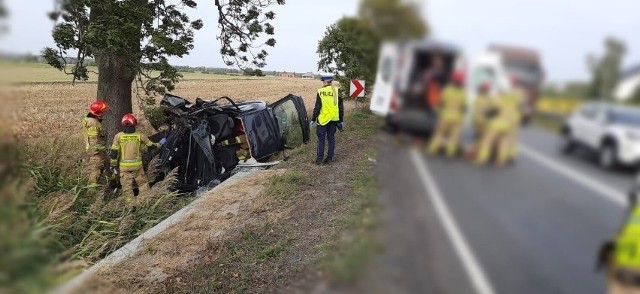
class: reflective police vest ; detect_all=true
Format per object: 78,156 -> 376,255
317,85 -> 340,126
81,117 -> 106,153
615,205 -> 640,269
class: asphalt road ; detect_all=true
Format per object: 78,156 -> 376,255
372,126 -> 637,294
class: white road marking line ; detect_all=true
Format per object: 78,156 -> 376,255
410,149 -> 496,294
519,144 -> 626,207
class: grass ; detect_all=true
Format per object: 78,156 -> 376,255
265,171 -> 309,200
167,222 -> 294,294
1,137 -> 193,292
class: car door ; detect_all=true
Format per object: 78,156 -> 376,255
370,42 -> 401,116
580,104 -> 606,148
270,94 -> 310,149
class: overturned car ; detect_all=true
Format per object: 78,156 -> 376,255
150,93 -> 310,192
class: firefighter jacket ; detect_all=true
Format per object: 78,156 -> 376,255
110,131 -> 159,172
82,115 -> 106,155
438,85 -> 467,122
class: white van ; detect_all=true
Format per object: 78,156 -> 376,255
371,41 -> 544,134
370,39 -> 459,135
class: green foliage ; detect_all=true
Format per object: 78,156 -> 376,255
43,0 -> 202,90
358,0 -> 429,40
587,37 -> 627,99
266,171 -> 309,200
215,0 -> 286,69
2,139 -> 191,292
317,0 -> 428,96
317,17 -> 379,97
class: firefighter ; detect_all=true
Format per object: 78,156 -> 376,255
311,75 -> 344,165
82,100 -> 109,187
474,87 -> 521,166
472,82 -> 493,139
427,71 -> 467,158
109,113 -> 162,202
504,77 -> 526,161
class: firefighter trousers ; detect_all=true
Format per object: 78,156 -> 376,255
428,118 -> 462,157
475,127 -> 510,166
87,151 -> 108,185
119,168 -> 149,200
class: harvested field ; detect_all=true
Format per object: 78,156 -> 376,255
11,77 -> 320,147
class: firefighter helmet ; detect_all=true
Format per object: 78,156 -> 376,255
89,100 -> 109,117
121,113 -> 138,127
451,71 -> 465,84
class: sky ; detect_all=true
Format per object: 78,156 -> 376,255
0,0 -> 639,83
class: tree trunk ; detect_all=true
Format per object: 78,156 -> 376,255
95,52 -> 137,141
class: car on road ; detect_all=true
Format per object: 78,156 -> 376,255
151,93 -> 310,191
560,102 -> 640,169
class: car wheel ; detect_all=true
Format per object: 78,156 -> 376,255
559,131 -> 575,154
599,143 -> 618,169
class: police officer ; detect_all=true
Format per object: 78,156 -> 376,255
82,100 -> 109,186
427,71 -> 467,157
109,114 -> 162,202
311,75 -> 344,165
600,192 -> 640,293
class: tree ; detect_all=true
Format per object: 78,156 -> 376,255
317,0 -> 428,96
43,0 -> 284,140
317,17 -> 379,96
0,0 -> 7,34
358,0 -> 428,40
587,37 -> 627,99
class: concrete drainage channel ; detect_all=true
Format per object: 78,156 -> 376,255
54,171 -> 257,294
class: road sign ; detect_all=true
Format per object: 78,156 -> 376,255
350,79 -> 365,98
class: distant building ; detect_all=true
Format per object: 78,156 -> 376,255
302,72 -> 316,79
280,71 -> 296,78
614,64 -> 640,101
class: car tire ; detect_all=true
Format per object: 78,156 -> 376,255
599,143 -> 619,169
559,130 -> 576,154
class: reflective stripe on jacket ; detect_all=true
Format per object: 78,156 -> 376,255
317,85 -> 340,126
110,132 -> 156,170
82,116 -> 106,153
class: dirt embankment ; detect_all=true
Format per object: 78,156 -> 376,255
70,170 -> 286,293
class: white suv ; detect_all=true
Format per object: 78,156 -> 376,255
560,102 -> 640,169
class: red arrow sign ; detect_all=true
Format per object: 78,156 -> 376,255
350,79 -> 365,98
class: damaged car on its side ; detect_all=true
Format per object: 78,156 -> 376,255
150,93 -> 310,192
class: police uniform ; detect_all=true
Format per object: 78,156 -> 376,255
608,205 -> 640,293
427,85 -> 467,157
82,115 -> 108,185
110,130 -> 160,200
312,80 -> 344,164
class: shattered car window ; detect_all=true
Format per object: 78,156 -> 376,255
274,100 -> 305,149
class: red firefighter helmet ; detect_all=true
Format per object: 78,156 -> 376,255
451,71 -> 465,84
121,113 -> 138,127
89,100 -> 109,117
